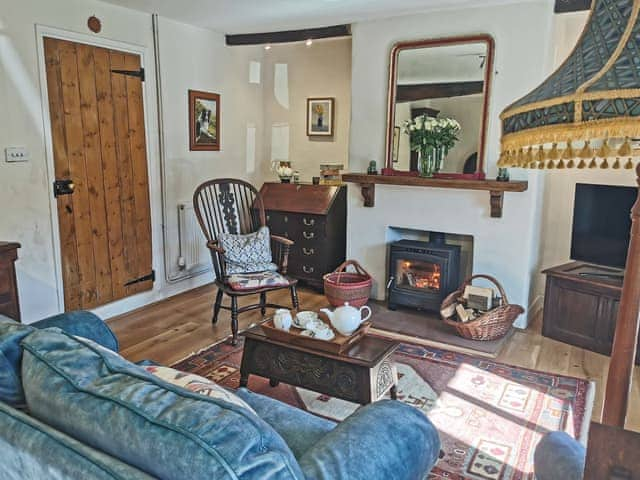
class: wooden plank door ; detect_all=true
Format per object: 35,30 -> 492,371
44,37 -> 153,311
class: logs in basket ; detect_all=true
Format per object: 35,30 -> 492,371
440,274 -> 524,341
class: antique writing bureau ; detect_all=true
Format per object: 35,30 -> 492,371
259,183 -> 347,290
0,242 -> 21,322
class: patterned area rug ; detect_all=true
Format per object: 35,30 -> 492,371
172,337 -> 594,480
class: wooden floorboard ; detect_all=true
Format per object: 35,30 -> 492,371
108,284 -> 640,431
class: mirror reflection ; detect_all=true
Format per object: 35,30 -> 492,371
389,38 -> 492,177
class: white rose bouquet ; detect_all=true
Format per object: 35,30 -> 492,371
401,115 -> 460,176
402,115 -> 461,154
276,165 -> 293,178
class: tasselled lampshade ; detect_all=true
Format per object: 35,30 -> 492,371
499,0 -> 640,170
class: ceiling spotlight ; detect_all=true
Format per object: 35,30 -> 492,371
264,44 -> 271,50
305,39 -> 313,46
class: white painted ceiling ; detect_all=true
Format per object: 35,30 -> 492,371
99,0 -> 538,34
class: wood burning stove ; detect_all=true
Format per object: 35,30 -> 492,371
387,237 -> 461,312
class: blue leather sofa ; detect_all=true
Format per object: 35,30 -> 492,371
534,431 -> 586,480
0,312 -> 441,479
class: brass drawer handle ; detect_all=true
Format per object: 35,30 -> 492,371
303,248 -> 315,256
303,266 -> 315,274
303,231 -> 315,240
303,218 -> 315,226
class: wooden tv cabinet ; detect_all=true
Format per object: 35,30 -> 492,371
542,261 -> 639,364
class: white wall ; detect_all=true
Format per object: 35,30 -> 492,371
533,11 -> 637,296
347,1 -> 555,328
0,0 -> 262,323
260,38 -> 351,182
157,17 -> 263,282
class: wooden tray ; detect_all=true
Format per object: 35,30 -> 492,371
261,315 -> 371,355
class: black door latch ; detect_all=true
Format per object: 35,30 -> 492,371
53,179 -> 75,197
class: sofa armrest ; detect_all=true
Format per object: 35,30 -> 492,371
534,432 -> 585,480
298,400 -> 440,480
31,311 -> 119,352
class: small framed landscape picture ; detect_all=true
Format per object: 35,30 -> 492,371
189,90 -> 220,151
307,97 -> 334,137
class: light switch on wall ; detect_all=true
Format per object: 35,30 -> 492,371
5,146 -> 30,163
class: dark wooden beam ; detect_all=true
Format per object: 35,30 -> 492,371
226,25 -> 351,46
396,81 -> 484,102
554,0 -> 591,13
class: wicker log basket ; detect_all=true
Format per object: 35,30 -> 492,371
441,274 -> 524,341
323,260 -> 373,308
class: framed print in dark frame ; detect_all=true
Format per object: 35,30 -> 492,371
189,89 -> 220,151
307,97 -> 334,137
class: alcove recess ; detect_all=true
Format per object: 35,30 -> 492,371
341,174 -> 528,218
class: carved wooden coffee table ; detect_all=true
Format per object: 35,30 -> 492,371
239,324 -> 399,404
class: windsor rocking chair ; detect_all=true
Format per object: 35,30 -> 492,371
193,179 -> 299,345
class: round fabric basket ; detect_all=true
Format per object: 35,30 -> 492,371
441,274 -> 524,341
323,260 -> 373,308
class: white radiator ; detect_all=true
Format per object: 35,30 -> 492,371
177,203 -> 208,271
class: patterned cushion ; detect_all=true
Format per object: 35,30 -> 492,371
219,226 -> 278,274
142,365 -> 256,414
228,271 -> 291,291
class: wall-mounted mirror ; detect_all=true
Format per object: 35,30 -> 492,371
384,35 -> 494,179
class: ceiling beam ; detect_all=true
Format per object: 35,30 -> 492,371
554,0 -> 591,13
396,81 -> 484,102
226,24 -> 351,46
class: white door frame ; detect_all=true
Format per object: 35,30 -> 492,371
35,25 -> 155,312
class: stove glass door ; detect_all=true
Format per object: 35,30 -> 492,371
395,259 -> 442,292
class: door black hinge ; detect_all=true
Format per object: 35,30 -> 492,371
124,270 -> 155,287
111,67 -> 145,82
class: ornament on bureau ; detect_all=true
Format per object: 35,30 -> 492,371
272,160 -> 293,183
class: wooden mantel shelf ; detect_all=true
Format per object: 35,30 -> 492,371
341,173 -> 528,218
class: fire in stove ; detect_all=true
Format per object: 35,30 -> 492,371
388,239 -> 461,312
399,261 -> 442,291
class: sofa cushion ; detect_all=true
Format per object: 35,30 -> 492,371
0,317 -> 34,407
21,329 -> 303,480
143,365 -> 256,414
31,310 -> 119,352
219,225 -> 278,274
236,388 -> 336,459
0,401 -> 154,480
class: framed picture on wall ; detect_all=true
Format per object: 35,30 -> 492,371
393,126 -> 401,163
307,97 -> 334,137
189,90 -> 220,151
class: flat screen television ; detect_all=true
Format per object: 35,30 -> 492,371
571,183 -> 636,269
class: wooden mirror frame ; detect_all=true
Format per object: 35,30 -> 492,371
382,34 -> 495,179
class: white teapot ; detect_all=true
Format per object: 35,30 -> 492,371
320,302 -> 372,336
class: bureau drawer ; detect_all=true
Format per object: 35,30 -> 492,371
265,211 -> 290,237
266,212 -> 326,241
291,244 -> 323,259
289,263 -> 326,280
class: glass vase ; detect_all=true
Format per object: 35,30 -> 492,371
419,147 -> 444,177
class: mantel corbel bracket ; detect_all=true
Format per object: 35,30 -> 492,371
489,191 -> 504,218
360,183 -> 375,207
